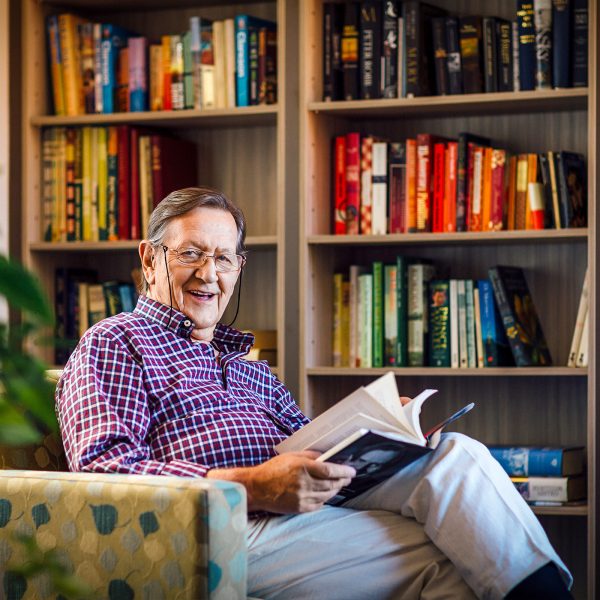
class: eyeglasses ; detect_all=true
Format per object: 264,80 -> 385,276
161,245 -> 246,273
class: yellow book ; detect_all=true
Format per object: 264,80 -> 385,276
212,21 -> 226,108
81,127 -> 93,241
332,273 -> 344,367
54,127 -> 67,242
149,44 -> 164,111
525,153 -> 538,229
161,36 -> 172,110
57,13 -> 85,115
96,127 -> 108,240
139,135 -> 154,237
47,16 -> 66,115
90,127 -> 100,241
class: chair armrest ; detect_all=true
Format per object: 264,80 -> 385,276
0,470 -> 247,599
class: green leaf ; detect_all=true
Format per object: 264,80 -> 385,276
0,403 -> 44,445
90,504 -> 118,535
3,571 -> 27,600
138,511 -> 159,537
31,504 -> 50,529
0,499 -> 11,527
0,256 -> 53,325
108,579 -> 134,600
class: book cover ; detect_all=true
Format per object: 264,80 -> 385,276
511,475 -> 586,502
345,132 -> 361,235
128,37 -> 148,111
538,152 -> 558,228
372,261 -> 384,368
371,141 -> 388,234
445,16 -> 463,95
488,148 -> 506,231
482,17 -> 497,93
568,267 -> 589,366
556,151 -> 587,228
58,14 -> 85,116
431,17 -> 449,95
360,136 -> 374,235
388,142 -> 407,233
46,15 -> 66,116
552,0 -> 572,88
408,262 -> 435,366
431,141 -> 446,232
517,0 -> 536,91
477,279 -> 513,367
459,16 -> 483,94
534,0 -> 552,89
333,135 -> 347,234
496,18 -> 514,92
323,2 -> 344,101
275,373 -> 473,505
405,138 -> 418,232
101,24 -> 130,114
382,0 -> 399,98
78,22 -> 95,114
341,2 -> 360,100
572,0 -> 588,87
490,446 -> 585,477
489,265 -> 552,366
384,264 -> 398,366
359,1 -> 383,99
429,280 -> 450,367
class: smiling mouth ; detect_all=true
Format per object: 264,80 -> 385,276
187,290 -> 216,300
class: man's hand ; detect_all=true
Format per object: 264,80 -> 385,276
400,396 -> 412,406
207,452 -> 356,514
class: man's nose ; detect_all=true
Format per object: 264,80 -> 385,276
193,257 -> 219,282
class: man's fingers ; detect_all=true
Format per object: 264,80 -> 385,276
305,460 -> 356,480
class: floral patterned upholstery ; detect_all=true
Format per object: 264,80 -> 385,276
0,469 -> 248,599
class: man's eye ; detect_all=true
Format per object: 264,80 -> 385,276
216,254 -> 235,266
180,250 -> 201,260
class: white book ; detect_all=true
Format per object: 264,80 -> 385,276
224,18 -> 236,108
465,280 -> 476,368
360,137 -> 373,234
349,265 -> 366,367
212,20 -> 226,108
568,268 -> 589,366
358,273 -> 373,368
575,308 -> 589,368
371,142 -> 388,234
457,280 -> 468,368
449,279 -> 459,368
473,287 -> 485,368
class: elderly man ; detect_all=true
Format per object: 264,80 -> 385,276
57,187 -> 572,599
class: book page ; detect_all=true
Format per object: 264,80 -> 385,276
402,389 -> 439,442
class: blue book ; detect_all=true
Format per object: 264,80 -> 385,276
477,280 -> 512,367
489,446 -> 585,477
235,15 -> 276,107
118,283 -> 136,312
101,24 -> 130,113
552,0 -> 572,88
572,0 -> 588,87
516,0 -> 536,90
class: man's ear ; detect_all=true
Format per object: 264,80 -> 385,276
139,241 -> 156,288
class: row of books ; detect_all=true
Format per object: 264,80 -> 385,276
323,0 -> 588,101
489,445 -> 586,505
54,268 -> 139,364
332,261 -> 556,369
41,126 -> 197,243
47,13 -> 277,116
332,131 -> 587,235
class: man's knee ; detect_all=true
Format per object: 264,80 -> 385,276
437,432 -> 494,462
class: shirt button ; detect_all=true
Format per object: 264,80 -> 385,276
183,320 -> 192,327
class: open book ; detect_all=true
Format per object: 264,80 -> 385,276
275,372 -> 474,505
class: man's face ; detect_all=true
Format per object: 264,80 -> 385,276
141,206 -> 241,341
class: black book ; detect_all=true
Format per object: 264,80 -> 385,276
482,17 -> 497,93
538,153 -> 557,228
403,1 -> 447,97
360,1 -> 383,99
323,2 -> 345,100
431,17 -> 449,95
496,18 -> 513,92
517,0 -> 536,91
572,0 -> 588,87
342,2 -> 361,100
459,16 -> 483,94
552,0 -> 572,88
445,16 -> 463,94
382,0 -> 399,98
556,151 -> 587,228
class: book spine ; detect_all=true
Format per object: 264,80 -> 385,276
117,125 -> 131,239
107,126 -> 119,240
170,35 -> 185,110
511,476 -> 584,502
396,256 -> 408,366
490,447 -> 568,476
405,138 -> 418,232
459,16 -> 483,94
480,147 -> 493,231
515,154 -> 529,230
102,25 -> 129,114
469,146 -> 484,232
512,20 -> 521,91
103,281 -> 123,316
416,134 -> 433,232
358,272 -> 373,368
431,142 -> 446,232
547,150 -> 562,228
129,37 -> 148,112
345,132 -> 361,235
41,129 -> 55,241
517,0 -> 536,90
149,44 -> 164,110
382,1 -> 399,98
333,135 -> 347,234
568,268 -> 589,366
489,149 -> 506,230
552,0 -> 572,88
130,128 -> 141,240
371,141 -> 388,234
538,152 -> 556,228
359,1 -> 382,99
455,135 -> 469,232
248,26 -> 259,105
457,279 -> 468,368
534,0 -> 553,89
161,35 -> 173,110
372,261 -> 384,367
384,264 -> 398,366
349,265 -> 364,367
473,286 -> 485,368
55,128 -> 67,242
446,16 -> 463,94
65,128 -> 76,242
431,17 -> 449,95
47,15 -> 66,116
575,308 -> 589,367
93,23 -> 103,113
341,3 -> 360,100
117,47 -> 130,112
79,22 -> 95,114
407,263 -> 424,366
225,19 -> 237,108
572,0 -> 588,87
183,31 -> 194,109
556,152 -> 572,227
388,142 -> 407,233
449,279 -> 459,368
323,3 -> 335,100
360,136 -> 373,235
332,272 -> 344,367
496,19 -> 514,92
482,17 -> 497,93
213,21 -> 227,108
403,1 -> 420,97
429,280 -> 451,367
235,17 -> 249,106
58,14 -> 84,116
95,127 -> 107,241
465,280 -> 477,368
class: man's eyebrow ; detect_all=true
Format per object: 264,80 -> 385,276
182,241 -> 236,253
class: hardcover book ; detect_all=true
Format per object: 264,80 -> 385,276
482,17 -> 497,93
382,0 -> 399,98
496,19 -> 514,92
341,2 -> 360,100
552,0 -> 572,88
428,280 -> 450,367
275,372 -> 474,505
534,0 -> 552,89
517,0 -> 536,91
511,475 -> 586,502
431,17 -> 449,95
489,446 -> 585,477
445,16 -> 463,94
572,0 -> 588,87
555,151 -> 587,228
488,265 -> 552,366
323,2 -> 344,101
477,279 -> 513,367
459,16 -> 483,94
359,1 -> 383,99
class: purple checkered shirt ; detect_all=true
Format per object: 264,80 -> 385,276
56,295 -> 310,478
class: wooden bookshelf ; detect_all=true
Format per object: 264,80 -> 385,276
20,0 -> 296,384
299,1 -> 597,598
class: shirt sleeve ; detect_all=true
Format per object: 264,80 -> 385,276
56,330 -> 211,478
267,372 -> 311,432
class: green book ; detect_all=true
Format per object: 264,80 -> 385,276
428,280 -> 451,367
396,256 -> 408,366
384,264 -> 398,366
372,261 -> 384,367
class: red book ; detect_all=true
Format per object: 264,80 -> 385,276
443,141 -> 458,232
130,127 -> 142,240
333,135 -> 347,234
406,138 -> 417,232
150,135 -> 198,206
345,132 -> 361,235
489,148 -> 506,230
465,142 -> 477,231
117,125 -> 131,240
431,141 -> 446,232
388,142 -> 406,233
416,134 -> 444,232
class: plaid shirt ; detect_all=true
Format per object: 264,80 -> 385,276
56,295 -> 309,478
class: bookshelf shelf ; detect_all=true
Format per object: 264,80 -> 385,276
308,229 -> 589,247
30,105 -> 278,129
306,367 -> 586,378
531,505 -> 588,518
29,235 -> 278,252
39,0 -> 272,10
308,88 -> 588,119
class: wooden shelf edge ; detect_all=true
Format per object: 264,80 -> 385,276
306,367 -> 587,377
531,504 -> 588,517
308,88 -> 588,118
29,235 -> 278,252
307,229 -> 589,246
30,105 -> 278,128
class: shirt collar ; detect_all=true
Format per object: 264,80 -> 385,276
134,295 -> 255,354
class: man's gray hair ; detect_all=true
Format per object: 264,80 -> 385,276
142,187 -> 246,293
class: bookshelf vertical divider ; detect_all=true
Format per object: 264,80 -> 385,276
299,1 -> 598,598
